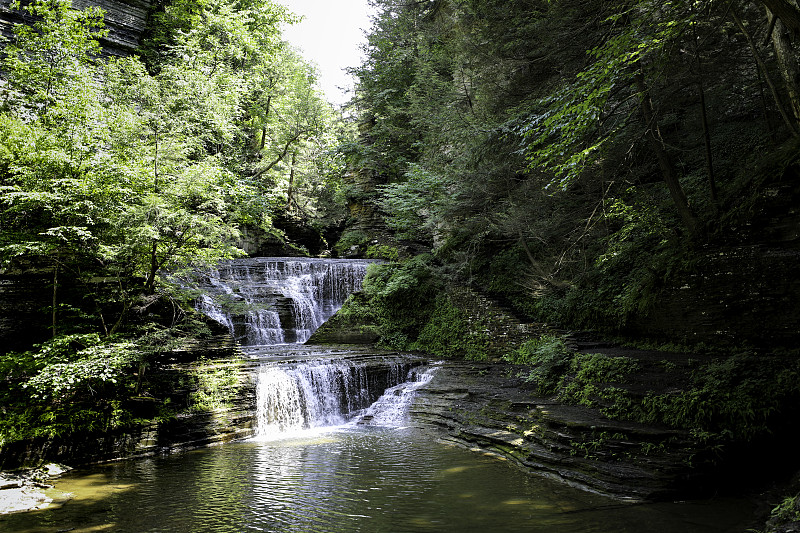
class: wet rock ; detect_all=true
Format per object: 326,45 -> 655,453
0,475 -> 22,490
0,486 -> 53,514
0,463 -> 74,514
411,361 -> 708,501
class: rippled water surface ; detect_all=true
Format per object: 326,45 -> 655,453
1,427 -> 754,533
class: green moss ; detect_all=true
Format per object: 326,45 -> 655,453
334,229 -> 370,256
412,296 -> 490,361
359,255 -> 442,349
365,244 -> 400,261
188,358 -> 242,412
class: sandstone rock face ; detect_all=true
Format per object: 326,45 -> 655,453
0,0 -> 152,57
75,0 -> 151,56
410,361 -> 709,501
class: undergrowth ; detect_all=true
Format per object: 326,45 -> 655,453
504,336 -> 800,447
345,256 -> 491,360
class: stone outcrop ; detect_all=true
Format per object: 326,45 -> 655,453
0,0 -> 152,57
306,293 -> 381,345
0,464 -> 73,514
444,285 -> 548,359
410,361 -> 708,501
74,0 -> 151,56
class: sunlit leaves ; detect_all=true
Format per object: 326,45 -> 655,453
521,1 -> 696,189
3,0 -> 105,120
23,340 -> 135,399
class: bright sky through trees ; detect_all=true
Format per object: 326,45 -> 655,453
278,0 -> 374,106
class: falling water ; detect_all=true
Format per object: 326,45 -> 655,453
356,365 -> 439,427
253,358 -> 439,439
194,257 -> 435,441
195,257 -> 374,345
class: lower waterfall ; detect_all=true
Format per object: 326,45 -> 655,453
253,357 -> 438,439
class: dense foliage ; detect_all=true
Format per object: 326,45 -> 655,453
0,0 -> 352,445
334,0 -> 800,475
349,0 -> 800,336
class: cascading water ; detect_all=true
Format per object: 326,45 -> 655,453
356,365 -> 438,427
252,357 -> 439,439
194,257 -> 437,441
195,257 -> 374,345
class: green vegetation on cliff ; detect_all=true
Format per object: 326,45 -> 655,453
0,0 -> 352,448
347,0 -> 800,347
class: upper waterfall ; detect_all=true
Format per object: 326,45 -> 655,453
195,257 -> 375,345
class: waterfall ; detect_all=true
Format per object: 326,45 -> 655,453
356,365 -> 439,427
193,257 -> 437,442
252,358 -> 439,439
195,257 -> 374,345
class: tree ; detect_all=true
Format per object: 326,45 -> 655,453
760,0 -> 800,35
0,0 -> 343,445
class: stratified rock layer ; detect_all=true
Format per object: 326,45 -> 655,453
411,361 -> 708,501
0,0 -> 152,57
0,341 -> 256,470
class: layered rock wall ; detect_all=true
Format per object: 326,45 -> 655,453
0,0 -> 152,57
410,361 -> 707,501
0,345 -> 257,470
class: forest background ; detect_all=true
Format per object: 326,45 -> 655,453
1,0 -> 800,500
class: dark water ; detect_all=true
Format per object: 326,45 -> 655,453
1,427 -> 754,533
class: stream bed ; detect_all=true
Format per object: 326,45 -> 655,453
1,425 -> 755,533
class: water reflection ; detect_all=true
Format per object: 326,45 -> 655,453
1,427 -> 755,533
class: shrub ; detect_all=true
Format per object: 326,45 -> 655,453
413,296 -> 489,360
504,336 -> 573,394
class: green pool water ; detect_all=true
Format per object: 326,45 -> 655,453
0,426 -> 756,533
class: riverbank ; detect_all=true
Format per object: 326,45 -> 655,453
0,464 -> 72,515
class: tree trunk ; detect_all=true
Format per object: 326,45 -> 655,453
51,264 -> 58,338
760,0 -> 800,35
259,95 -> 272,150
694,56 -> 718,205
732,9 -> 799,135
766,5 -> 800,124
146,240 -> 159,293
634,71 -> 700,235
286,151 -> 297,211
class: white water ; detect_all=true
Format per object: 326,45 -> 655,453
356,365 -> 438,427
195,258 -> 437,442
195,257 -> 374,345
253,360 -> 440,441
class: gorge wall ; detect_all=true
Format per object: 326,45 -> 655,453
0,0 -> 152,57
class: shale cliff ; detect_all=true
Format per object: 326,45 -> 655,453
0,0 -> 151,56
411,361 -> 709,501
